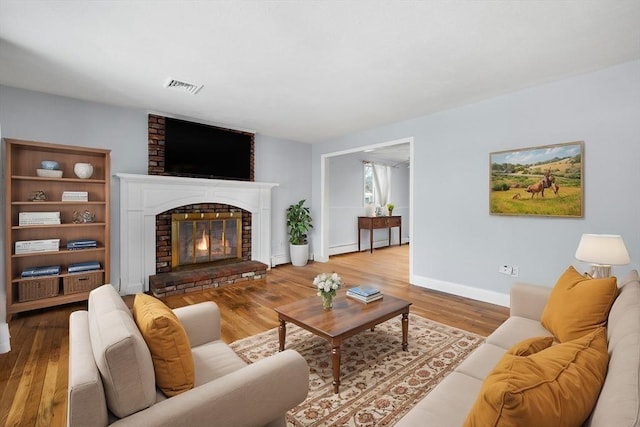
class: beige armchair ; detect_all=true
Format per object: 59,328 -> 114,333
67,284 -> 309,427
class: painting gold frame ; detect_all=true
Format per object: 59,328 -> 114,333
489,141 -> 584,217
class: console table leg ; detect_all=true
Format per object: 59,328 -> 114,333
332,344 -> 341,393
278,319 -> 286,351
401,313 -> 409,351
370,228 -> 374,253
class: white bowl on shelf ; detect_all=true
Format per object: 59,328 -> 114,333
36,169 -> 63,178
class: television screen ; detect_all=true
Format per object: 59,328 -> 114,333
164,118 -> 253,181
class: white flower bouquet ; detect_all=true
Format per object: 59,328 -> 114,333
314,272 -> 342,298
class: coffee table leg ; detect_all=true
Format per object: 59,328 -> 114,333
278,319 -> 286,351
332,344 -> 341,393
402,312 -> 409,351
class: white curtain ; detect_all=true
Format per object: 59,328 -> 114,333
372,163 -> 391,207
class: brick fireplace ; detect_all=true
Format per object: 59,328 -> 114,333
120,114 -> 272,297
116,173 -> 278,296
155,205 -> 251,273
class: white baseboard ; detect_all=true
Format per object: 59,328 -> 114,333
328,238 -> 410,256
411,274 -> 510,307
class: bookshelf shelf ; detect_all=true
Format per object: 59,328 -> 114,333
4,138 -> 111,321
11,246 -> 106,259
12,222 -> 107,230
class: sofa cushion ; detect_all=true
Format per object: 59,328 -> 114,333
395,372 -> 484,427
133,293 -> 195,397
88,285 -> 156,418
191,340 -> 248,386
463,327 -> 608,427
587,270 -> 640,427
541,266 -> 617,342
485,316 -> 550,350
506,336 -> 554,356
455,343 -> 509,381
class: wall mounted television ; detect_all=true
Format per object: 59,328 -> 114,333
164,117 -> 254,181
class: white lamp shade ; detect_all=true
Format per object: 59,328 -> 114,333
575,234 -> 630,265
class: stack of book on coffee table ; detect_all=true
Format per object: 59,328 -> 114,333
346,286 -> 383,303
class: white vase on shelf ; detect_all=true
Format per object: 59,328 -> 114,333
74,163 -> 94,179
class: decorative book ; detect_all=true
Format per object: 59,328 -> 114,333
21,265 -> 61,278
66,239 -> 98,250
346,291 -> 383,303
68,261 -> 101,273
19,211 -> 61,226
348,286 -> 382,297
62,191 -> 89,202
15,239 -> 60,254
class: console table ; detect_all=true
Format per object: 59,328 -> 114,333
358,216 -> 402,253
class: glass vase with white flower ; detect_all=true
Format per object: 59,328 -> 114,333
313,272 -> 343,310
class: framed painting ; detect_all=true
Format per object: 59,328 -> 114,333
489,141 -> 584,217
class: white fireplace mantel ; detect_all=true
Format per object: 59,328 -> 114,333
116,173 -> 278,295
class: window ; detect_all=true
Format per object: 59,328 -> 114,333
363,162 -> 391,206
363,162 -> 374,205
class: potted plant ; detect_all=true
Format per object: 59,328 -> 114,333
287,199 -> 313,266
386,203 -> 395,216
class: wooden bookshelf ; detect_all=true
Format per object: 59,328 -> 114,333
4,138 -> 110,320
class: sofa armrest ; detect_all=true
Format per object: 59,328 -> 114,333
510,282 -> 552,321
172,302 -> 221,347
111,349 -> 309,427
68,310 -> 109,427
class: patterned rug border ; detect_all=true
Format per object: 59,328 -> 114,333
230,313 -> 484,426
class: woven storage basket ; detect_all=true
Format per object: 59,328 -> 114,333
63,271 -> 103,294
18,277 -> 60,302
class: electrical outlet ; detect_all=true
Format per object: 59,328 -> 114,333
499,265 -> 519,277
499,265 -> 512,275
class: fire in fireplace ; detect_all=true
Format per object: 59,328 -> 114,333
171,212 -> 242,269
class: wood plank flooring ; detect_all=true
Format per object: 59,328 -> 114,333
0,245 -> 509,426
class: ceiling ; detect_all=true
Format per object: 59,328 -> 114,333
1,1 -> 639,144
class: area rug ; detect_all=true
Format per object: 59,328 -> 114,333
229,313 -> 483,426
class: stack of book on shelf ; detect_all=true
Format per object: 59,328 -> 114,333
15,239 -> 60,254
68,261 -> 101,274
62,191 -> 89,202
21,265 -> 61,278
19,211 -> 61,226
66,239 -> 98,250
346,286 -> 383,303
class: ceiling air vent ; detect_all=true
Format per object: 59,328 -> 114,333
164,78 -> 203,95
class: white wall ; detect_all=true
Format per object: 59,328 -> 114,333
312,60 -> 640,306
0,86 -> 312,319
327,152 -> 410,254
254,134 -> 312,265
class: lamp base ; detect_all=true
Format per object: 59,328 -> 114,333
590,265 -> 612,279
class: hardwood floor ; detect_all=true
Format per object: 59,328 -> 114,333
0,245 -> 509,426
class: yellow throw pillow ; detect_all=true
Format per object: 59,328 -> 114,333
541,266 -> 618,342
133,293 -> 195,397
463,327 -> 608,427
506,336 -> 554,357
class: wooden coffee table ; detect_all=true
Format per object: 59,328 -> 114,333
274,289 -> 411,393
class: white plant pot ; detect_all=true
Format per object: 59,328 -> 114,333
290,243 -> 309,267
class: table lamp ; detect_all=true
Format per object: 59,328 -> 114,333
575,234 -> 630,278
